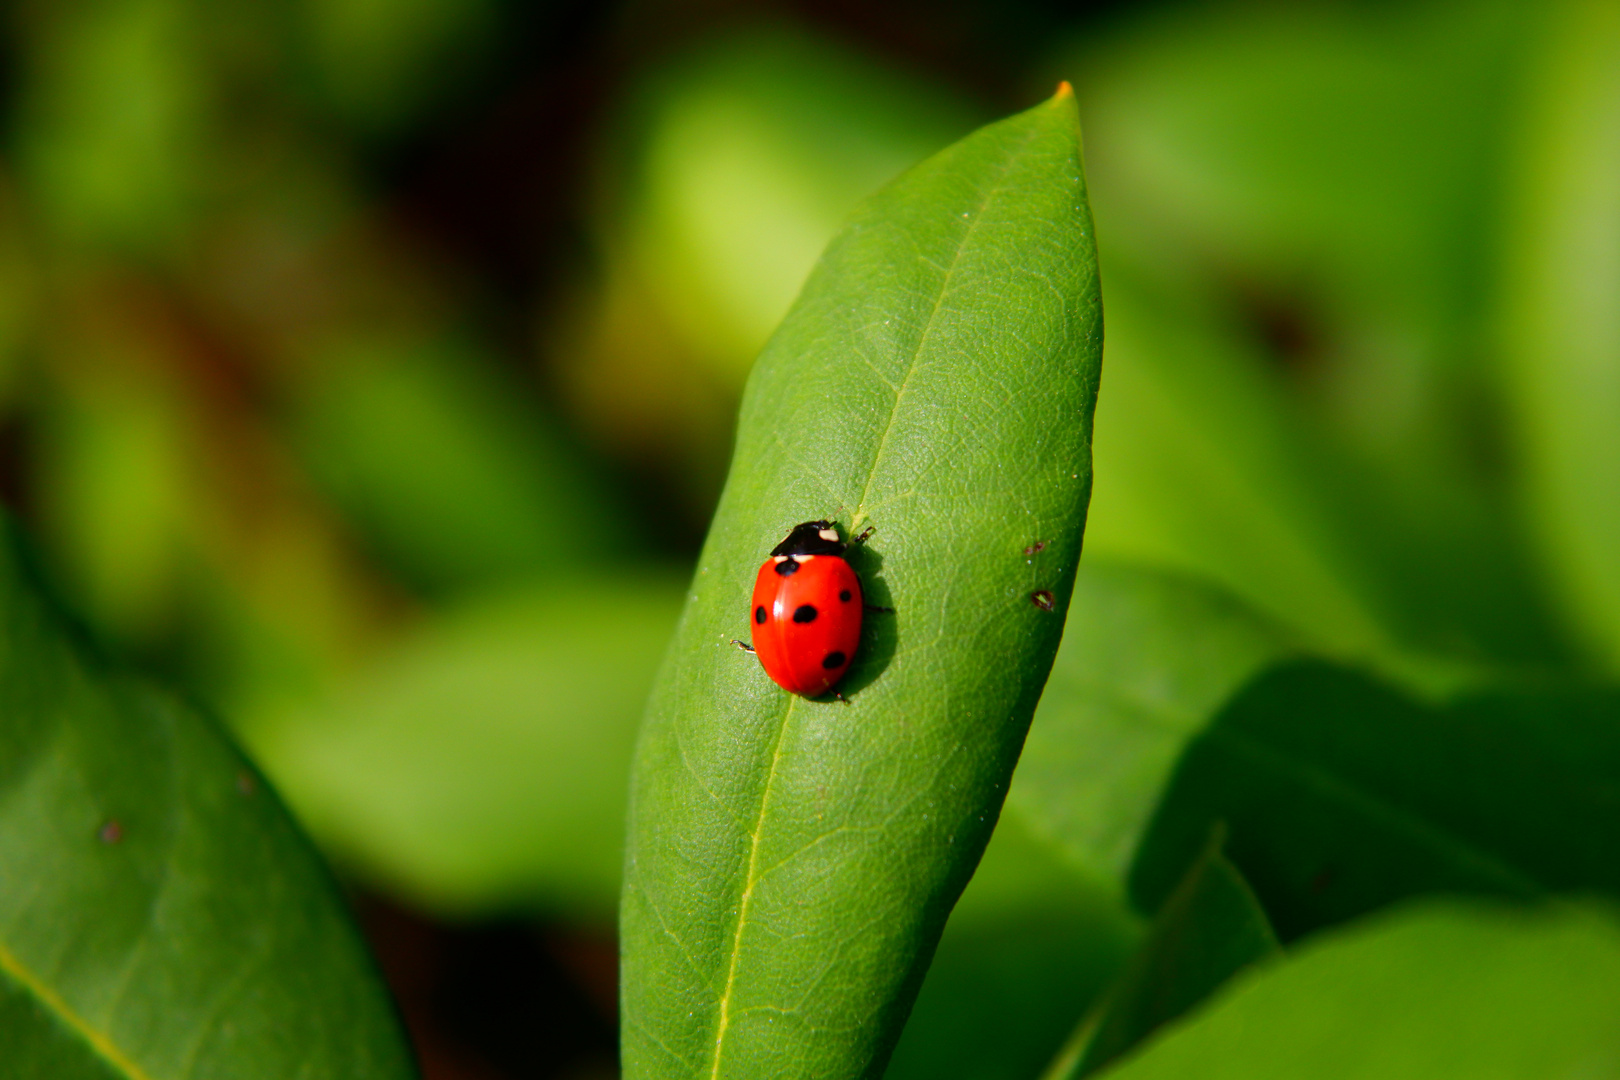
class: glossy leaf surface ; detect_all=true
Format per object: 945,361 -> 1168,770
0,526 -> 415,1079
620,89 -> 1101,1079
1103,900 -> 1620,1080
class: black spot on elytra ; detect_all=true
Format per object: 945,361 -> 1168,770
774,558 -> 800,577
755,605 -> 767,624
792,604 -> 818,623
822,651 -> 846,669
839,589 -> 852,602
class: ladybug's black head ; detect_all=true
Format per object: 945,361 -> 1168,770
771,520 -> 846,557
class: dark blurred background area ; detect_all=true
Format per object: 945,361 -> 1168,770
2,0 -> 1616,1076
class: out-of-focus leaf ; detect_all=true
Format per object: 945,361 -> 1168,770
1072,0 -> 1518,327
293,333 -> 627,594
885,812 -> 1139,1080
250,576 -> 684,918
0,179 -> 35,392
1500,0 -> 1620,673
621,90 -> 1101,1079
900,564 -> 1288,1078
297,0 -> 497,133
0,520 -> 415,1078
1131,660 -> 1620,940
1079,271 -> 1382,655
621,26 -> 980,380
1008,562 -> 1294,894
30,302 -> 394,726
555,27 -> 979,509
16,0 -> 210,252
1046,829 -> 1278,1080
1067,1 -> 1566,667
36,343 -> 191,643
1101,900 -> 1620,1080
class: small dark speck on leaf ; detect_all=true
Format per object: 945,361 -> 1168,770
1030,590 -> 1055,611
99,819 -> 123,844
1311,868 -> 1334,894
1023,540 -> 1046,556
237,771 -> 256,796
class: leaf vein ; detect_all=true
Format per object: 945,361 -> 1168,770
705,695 -> 801,1079
0,937 -> 155,1080
851,123 -> 1045,528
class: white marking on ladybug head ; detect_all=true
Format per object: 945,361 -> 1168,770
773,555 -> 789,563
818,527 -> 839,543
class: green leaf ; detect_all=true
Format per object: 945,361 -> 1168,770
619,26 -> 980,382
15,0 -> 211,252
249,575 -> 685,918
884,812 -> 1139,1080
1130,660 -> 1620,939
299,0 -> 497,134
1100,900 -> 1620,1080
1500,0 -> 1620,673
35,352 -> 191,643
1073,0 -> 1521,338
620,88 -> 1102,1080
1069,3 -> 1570,667
0,523 -> 414,1078
1007,562 -> 1294,894
293,333 -> 628,594
1079,271 -> 1396,658
1045,828 -> 1279,1080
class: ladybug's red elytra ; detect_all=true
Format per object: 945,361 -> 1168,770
735,520 -> 876,697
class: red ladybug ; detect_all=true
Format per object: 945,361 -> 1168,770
735,520 -> 874,697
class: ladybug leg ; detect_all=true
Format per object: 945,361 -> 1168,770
833,690 -> 851,705
730,639 -> 756,653
864,604 -> 894,614
853,525 -> 876,544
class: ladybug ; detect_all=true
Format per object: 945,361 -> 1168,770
734,520 -> 878,697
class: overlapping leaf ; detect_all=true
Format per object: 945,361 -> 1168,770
1103,900 -> 1620,1080
0,522 -> 414,1079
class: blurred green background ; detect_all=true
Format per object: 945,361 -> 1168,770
1,0 -> 1616,1076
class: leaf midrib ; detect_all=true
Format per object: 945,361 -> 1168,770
702,117 -> 1052,1080
706,696 -> 800,1080
0,936 -> 152,1080
850,122 -> 1043,529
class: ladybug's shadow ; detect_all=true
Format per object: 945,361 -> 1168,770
822,543 -> 896,701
